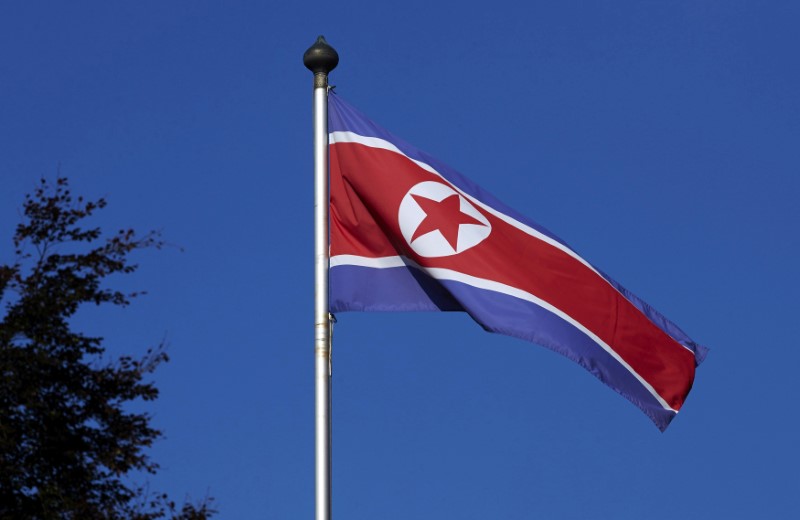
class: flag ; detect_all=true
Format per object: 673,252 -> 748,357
327,92 -> 708,430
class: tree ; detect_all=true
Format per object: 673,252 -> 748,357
0,178 -> 215,519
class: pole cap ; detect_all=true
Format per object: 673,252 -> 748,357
303,35 -> 339,75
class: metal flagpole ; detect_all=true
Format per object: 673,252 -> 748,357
304,36 -> 338,520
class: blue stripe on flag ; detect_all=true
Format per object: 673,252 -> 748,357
330,263 -> 678,430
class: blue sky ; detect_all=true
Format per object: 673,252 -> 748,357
2,1 -> 799,518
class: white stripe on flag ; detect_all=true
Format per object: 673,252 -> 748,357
330,254 -> 677,414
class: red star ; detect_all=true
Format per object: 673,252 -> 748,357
410,193 -> 485,251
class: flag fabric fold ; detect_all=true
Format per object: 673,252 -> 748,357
327,92 -> 707,430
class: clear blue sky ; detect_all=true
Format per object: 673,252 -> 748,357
2,1 -> 798,518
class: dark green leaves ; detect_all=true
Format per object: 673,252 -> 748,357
0,178 -> 214,520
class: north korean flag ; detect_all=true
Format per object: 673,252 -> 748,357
328,92 -> 708,431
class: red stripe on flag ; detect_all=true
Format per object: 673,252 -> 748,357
331,142 -> 696,410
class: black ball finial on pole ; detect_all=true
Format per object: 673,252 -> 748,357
304,35 -> 339,76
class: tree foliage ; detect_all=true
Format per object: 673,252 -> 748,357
0,178 -> 214,519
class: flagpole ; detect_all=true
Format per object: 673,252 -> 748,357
304,36 -> 338,520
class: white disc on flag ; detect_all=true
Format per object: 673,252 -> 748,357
398,181 -> 491,258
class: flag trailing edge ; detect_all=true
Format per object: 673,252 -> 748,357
327,92 -> 708,431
